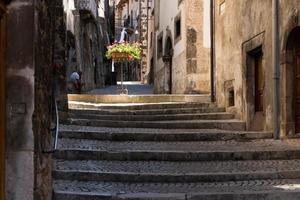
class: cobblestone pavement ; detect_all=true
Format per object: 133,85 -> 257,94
54,160 -> 300,174
60,125 -> 241,133
54,101 -> 300,199
54,179 -> 300,194
57,138 -> 300,152
88,82 -> 153,95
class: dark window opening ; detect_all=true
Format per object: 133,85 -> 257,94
175,15 -> 181,40
228,88 -> 235,107
157,32 -> 163,59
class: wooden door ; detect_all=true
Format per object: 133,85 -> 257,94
255,52 -> 264,112
294,37 -> 300,133
0,1 -> 5,199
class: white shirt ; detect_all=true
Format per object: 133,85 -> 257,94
70,72 -> 80,81
119,28 -> 127,43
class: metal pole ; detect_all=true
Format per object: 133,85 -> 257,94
210,0 -> 215,102
272,0 -> 280,139
121,62 -> 124,93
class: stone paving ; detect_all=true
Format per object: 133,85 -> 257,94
54,179 -> 300,199
57,138 -> 300,152
54,160 -> 300,174
60,124 -> 243,134
88,82 -> 153,95
54,101 -> 300,200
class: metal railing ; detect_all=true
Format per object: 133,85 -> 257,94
53,99 -> 59,150
43,98 -> 59,154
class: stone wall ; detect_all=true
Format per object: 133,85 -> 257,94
185,0 -> 210,94
5,0 -> 54,199
65,4 -> 107,92
154,0 -> 211,94
33,0 -> 55,199
214,0 -> 300,134
6,1 -> 35,199
215,0 -> 273,131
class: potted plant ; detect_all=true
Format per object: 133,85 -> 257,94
106,42 -> 142,62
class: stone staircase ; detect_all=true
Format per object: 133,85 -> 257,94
53,101 -> 300,200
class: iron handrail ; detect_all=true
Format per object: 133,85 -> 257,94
53,99 -> 59,150
43,98 -> 59,154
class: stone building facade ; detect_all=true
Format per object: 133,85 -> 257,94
64,0 -> 110,91
213,0 -> 300,136
154,0 -> 211,94
153,0 -> 300,136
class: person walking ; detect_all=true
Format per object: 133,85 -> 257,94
70,71 -> 84,94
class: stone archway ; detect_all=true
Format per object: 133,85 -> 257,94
281,26 -> 300,137
163,29 -> 173,94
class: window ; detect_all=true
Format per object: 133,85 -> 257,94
228,88 -> 235,107
174,12 -> 181,44
157,32 -> 163,59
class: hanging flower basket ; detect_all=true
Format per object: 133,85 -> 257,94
111,52 -> 130,60
106,42 -> 142,62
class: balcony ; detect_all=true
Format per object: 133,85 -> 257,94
75,0 -> 98,18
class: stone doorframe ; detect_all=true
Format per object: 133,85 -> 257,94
0,1 -> 6,199
242,32 -> 266,130
163,28 -> 173,94
280,22 -> 300,137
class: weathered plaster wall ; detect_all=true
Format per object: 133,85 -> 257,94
185,0 -> 210,94
215,0 -> 272,131
6,0 -> 54,199
279,0 -> 300,136
6,1 -> 35,199
154,0 -> 186,94
154,0 -> 210,94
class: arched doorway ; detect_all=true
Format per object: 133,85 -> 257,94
163,35 -> 173,94
0,1 -> 6,198
282,27 -> 300,136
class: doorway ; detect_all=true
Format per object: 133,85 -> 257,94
164,36 -> 173,94
0,1 -> 6,199
282,27 -> 300,136
294,32 -> 300,133
254,51 -> 264,113
246,47 -> 265,131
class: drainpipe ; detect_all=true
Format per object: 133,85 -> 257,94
272,0 -> 280,139
210,0 -> 215,102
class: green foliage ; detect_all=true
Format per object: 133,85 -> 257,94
106,42 -> 142,61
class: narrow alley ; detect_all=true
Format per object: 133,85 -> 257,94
2,0 -> 300,200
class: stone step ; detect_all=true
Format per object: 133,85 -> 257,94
67,112 -> 235,121
53,179 -> 300,200
69,101 -> 212,110
68,94 -> 211,104
68,107 -> 226,116
53,160 -> 300,183
59,125 -> 272,141
54,139 -> 300,161
63,119 -> 246,131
